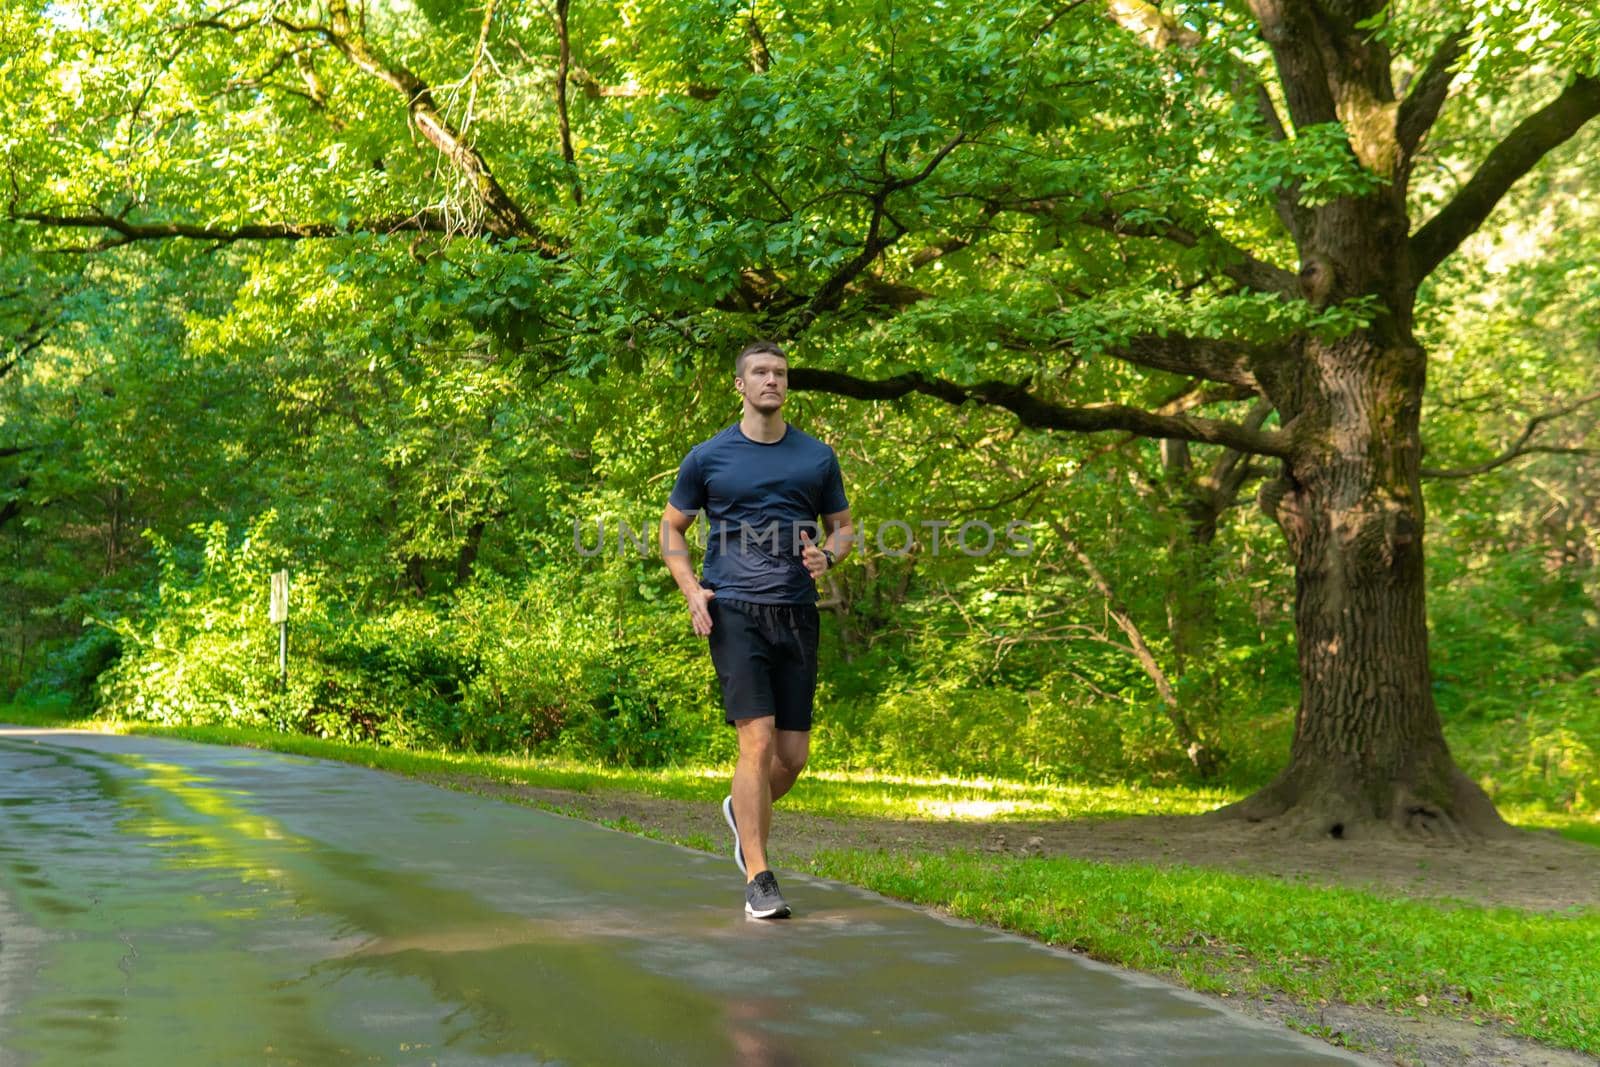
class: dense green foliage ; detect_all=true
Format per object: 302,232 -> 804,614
2,0 -> 1597,813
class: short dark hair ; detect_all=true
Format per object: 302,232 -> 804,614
735,340 -> 787,377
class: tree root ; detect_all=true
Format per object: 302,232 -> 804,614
1206,763 -> 1516,843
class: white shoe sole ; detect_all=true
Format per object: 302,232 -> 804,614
745,901 -> 792,919
722,796 -> 747,876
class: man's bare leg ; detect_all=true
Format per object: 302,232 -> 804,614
732,717 -> 776,880
761,729 -> 810,849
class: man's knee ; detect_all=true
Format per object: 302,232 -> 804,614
735,717 -> 777,763
773,733 -> 809,780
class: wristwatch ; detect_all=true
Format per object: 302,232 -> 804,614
821,547 -> 837,569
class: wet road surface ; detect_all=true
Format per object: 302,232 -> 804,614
0,727 -> 1374,1065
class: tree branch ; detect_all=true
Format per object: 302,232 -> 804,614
1048,516 -> 1216,774
791,132 -> 969,328
1097,0 -> 1310,242
278,2 -> 561,255
1201,399 -> 1273,485
565,65 -> 721,101
187,2 -> 558,251
793,203 -> 899,327
3,313 -> 55,373
1245,0 -> 1340,129
0,477 -> 27,532
1104,0 -> 1198,50
554,0 -> 582,206
1247,82 -> 1314,240
9,209 -> 477,251
1396,26 -> 1466,165
1157,382 -> 1258,414
1076,210 -> 1296,296
747,7 -> 772,73
1111,335 -> 1262,391
789,366 -> 1290,456
907,199 -> 1001,271
1421,388 -> 1600,479
1422,445 -> 1600,479
1412,74 -> 1600,279
1253,81 -> 1288,142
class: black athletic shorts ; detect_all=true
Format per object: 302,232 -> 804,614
706,597 -> 820,731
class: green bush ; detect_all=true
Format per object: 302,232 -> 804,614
76,518 -> 731,764
1430,545 -> 1600,722
1428,543 -> 1600,813
92,515 -> 459,748
449,566 -> 724,765
94,515 -> 302,729
17,626 -> 122,714
1450,668 -> 1600,814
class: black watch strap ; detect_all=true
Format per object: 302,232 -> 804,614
822,547 -> 837,568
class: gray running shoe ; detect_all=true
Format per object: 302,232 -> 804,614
722,795 -> 747,876
745,870 -> 791,919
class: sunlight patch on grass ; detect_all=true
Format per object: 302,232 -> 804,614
909,798 -> 1056,818
1496,803 -> 1600,847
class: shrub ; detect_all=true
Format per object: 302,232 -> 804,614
92,514 -> 460,748
18,627 -> 122,714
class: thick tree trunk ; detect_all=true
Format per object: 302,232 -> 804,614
405,554 -> 428,597
454,518 -> 488,585
0,477 -> 24,532
1224,322 -> 1510,839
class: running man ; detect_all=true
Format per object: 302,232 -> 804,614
660,340 -> 853,919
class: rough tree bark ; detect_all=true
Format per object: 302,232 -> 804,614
1239,295 -> 1508,837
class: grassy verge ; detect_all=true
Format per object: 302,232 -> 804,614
6,702 -> 1598,1057
1507,808 -> 1600,848
806,849 -> 1600,1055
0,703 -> 1234,822
10,705 -> 1595,841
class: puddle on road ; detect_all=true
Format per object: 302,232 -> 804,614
0,738 -> 747,1065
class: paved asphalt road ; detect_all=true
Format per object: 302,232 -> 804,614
0,727 -> 1374,1066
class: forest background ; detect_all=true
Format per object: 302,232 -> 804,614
2,0 -> 1597,830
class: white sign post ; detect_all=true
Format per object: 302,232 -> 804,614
269,570 -> 289,689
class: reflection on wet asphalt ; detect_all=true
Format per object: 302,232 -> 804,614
0,728 -> 1374,1065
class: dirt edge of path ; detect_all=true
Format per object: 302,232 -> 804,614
416,771 -> 1600,1067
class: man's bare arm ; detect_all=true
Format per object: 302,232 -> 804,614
822,508 -> 854,566
662,504 -> 716,635
801,507 -> 855,579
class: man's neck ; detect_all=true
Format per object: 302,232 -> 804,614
740,408 -> 787,443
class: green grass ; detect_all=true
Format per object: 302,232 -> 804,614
8,702 -> 1595,843
0,703 -> 1235,822
1498,803 -> 1600,848
806,849 -> 1600,1055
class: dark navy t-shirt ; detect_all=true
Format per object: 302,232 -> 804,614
668,422 -> 849,604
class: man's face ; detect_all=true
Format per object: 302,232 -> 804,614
738,354 -> 788,413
